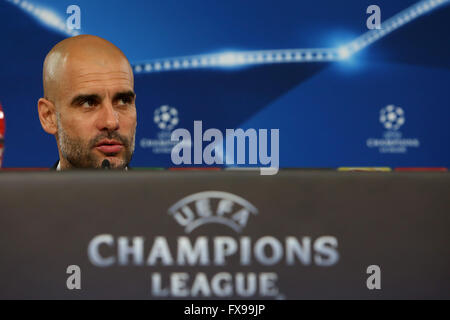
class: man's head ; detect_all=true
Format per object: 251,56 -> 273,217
38,35 -> 137,170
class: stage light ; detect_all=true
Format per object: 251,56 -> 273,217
209,57 -> 218,66
337,46 -> 351,59
9,0 -> 78,36
246,55 -> 255,63
9,0 -> 448,75
128,0 -> 449,73
218,53 -> 238,66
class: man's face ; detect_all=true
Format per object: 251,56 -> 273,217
54,55 -> 136,169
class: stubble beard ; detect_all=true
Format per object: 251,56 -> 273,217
56,113 -> 135,169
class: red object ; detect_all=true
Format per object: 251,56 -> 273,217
0,102 -> 5,139
0,102 -> 5,168
395,167 -> 448,172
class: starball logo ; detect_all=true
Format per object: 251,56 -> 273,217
87,191 -> 340,299
139,105 -> 183,154
366,105 -> 420,154
379,105 -> 405,131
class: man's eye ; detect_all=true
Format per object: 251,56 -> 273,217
117,98 -> 131,106
81,99 -> 97,108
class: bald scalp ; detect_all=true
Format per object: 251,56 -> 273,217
42,35 -> 133,103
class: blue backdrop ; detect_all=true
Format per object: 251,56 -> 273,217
0,0 -> 449,168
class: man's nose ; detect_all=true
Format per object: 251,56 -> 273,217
97,102 -> 119,132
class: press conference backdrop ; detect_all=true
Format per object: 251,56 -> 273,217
0,0 -> 449,168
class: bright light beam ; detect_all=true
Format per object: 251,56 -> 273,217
131,0 -> 448,73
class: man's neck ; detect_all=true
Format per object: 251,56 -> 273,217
55,160 -> 128,171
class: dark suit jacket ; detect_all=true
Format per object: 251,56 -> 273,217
51,161 -> 58,170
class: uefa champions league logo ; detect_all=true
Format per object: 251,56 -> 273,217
154,105 -> 179,131
139,105 -> 181,154
379,105 -> 405,131
87,190 -> 339,299
366,104 -> 419,154
168,191 -> 259,234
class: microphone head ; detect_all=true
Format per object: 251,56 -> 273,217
101,159 -> 111,170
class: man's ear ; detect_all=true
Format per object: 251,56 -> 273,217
38,98 -> 57,135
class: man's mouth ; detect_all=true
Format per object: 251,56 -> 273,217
95,139 -> 124,154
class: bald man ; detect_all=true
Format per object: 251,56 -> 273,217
37,35 -> 137,170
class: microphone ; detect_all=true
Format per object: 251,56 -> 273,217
101,159 -> 111,170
